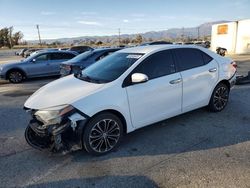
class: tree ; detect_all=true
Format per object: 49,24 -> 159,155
0,27 -> 24,48
121,38 -> 130,44
135,34 -> 143,44
0,27 -> 9,47
96,41 -> 103,46
12,31 -> 24,45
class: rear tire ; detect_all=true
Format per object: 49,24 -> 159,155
83,112 -> 123,155
8,70 -> 24,83
208,83 -> 229,112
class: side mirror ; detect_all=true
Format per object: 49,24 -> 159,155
131,73 -> 148,84
32,59 -> 36,63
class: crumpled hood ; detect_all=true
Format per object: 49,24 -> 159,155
24,75 -> 105,110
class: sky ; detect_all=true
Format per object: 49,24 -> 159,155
0,0 -> 250,40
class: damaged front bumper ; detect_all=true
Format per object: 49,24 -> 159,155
24,110 -> 88,153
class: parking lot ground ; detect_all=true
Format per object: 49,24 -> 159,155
0,54 -> 250,188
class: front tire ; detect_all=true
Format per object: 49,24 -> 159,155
208,83 -> 229,112
83,112 -> 123,155
8,70 -> 24,83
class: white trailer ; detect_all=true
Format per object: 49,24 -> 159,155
211,19 -> 250,54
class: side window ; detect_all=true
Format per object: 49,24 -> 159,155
35,54 -> 48,61
61,53 -> 75,59
133,50 -> 176,80
174,48 -> 205,71
51,53 -> 75,60
201,51 -> 213,64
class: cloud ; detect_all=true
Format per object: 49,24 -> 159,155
160,16 -> 177,20
131,13 -> 145,17
77,20 -> 102,26
133,18 -> 145,22
41,11 -> 56,16
81,11 -> 98,15
123,19 -> 129,23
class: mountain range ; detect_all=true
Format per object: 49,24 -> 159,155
29,20 -> 229,44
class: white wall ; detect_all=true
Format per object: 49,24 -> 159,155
235,19 -> 250,54
211,22 -> 238,54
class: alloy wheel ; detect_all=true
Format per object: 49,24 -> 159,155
89,119 -> 121,153
9,71 -> 23,83
213,86 -> 229,111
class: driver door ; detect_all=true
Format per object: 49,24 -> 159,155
125,50 -> 182,128
27,53 -> 52,77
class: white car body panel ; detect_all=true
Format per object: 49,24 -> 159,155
24,75 -> 105,110
181,59 -> 219,113
24,45 -> 236,134
126,72 -> 182,128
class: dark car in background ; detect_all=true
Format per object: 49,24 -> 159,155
0,50 -> 77,83
69,46 -> 93,54
60,48 -> 121,76
29,48 -> 59,56
15,48 -> 28,56
140,41 -> 173,46
23,48 -> 41,57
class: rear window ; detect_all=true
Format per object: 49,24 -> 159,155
174,48 -> 211,71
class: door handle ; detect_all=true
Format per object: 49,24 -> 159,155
169,78 -> 182,84
209,68 -> 217,72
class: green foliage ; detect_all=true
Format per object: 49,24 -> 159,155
0,27 -> 23,48
135,34 -> 143,44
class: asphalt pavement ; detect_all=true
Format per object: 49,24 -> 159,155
0,54 -> 250,188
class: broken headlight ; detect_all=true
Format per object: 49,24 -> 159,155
35,105 -> 74,125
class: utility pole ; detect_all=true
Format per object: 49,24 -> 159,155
181,27 -> 184,42
9,27 -> 13,48
118,28 -> 121,46
36,24 -> 42,46
197,26 -> 200,41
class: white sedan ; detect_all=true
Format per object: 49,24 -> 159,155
24,45 -> 237,155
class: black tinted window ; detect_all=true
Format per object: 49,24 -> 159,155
133,50 -> 176,79
35,54 -> 48,61
201,51 -> 213,64
175,48 -> 204,71
51,53 -> 75,60
80,53 -> 143,83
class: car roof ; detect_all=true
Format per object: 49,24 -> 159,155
92,48 -> 122,52
119,44 -> 203,54
37,50 -> 78,55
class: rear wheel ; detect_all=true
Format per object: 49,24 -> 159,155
83,112 -> 123,155
8,70 -> 24,83
208,83 -> 229,112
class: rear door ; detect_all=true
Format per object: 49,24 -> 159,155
49,52 -> 76,75
174,48 -> 218,112
125,50 -> 182,128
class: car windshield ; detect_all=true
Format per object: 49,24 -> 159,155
77,52 -> 144,83
69,50 -> 93,62
24,53 -> 40,61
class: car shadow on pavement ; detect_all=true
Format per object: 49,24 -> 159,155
69,85 -> 250,163
0,75 -> 59,86
25,175 -> 159,188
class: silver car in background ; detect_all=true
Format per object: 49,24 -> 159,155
0,50 -> 78,83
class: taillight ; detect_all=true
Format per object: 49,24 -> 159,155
231,61 -> 237,69
64,65 -> 72,71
